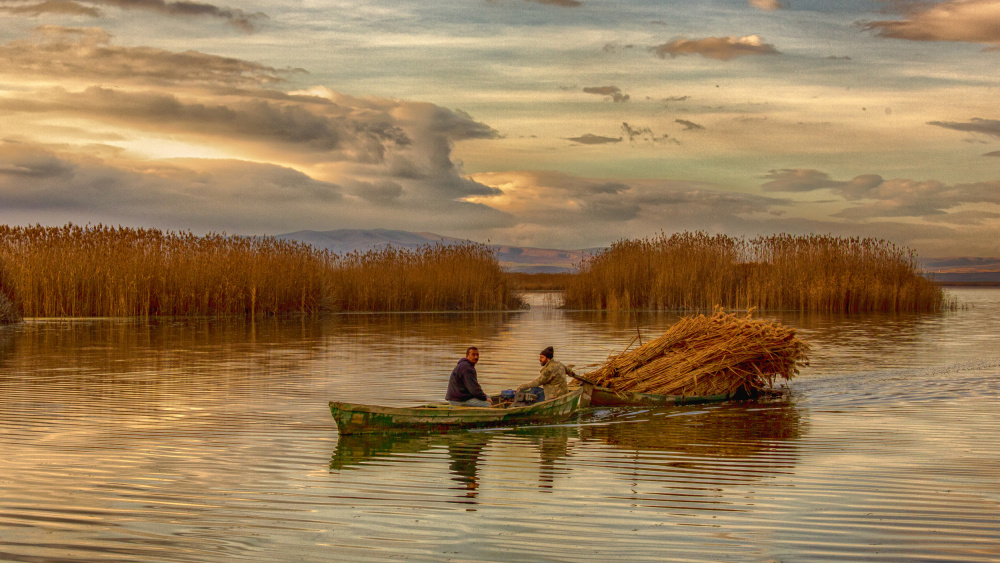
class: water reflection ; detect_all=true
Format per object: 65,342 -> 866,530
330,425 -> 580,506
446,434 -> 489,502
0,289 -> 997,563
581,397 -> 803,458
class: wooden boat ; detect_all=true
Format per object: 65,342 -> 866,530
329,385 -> 592,435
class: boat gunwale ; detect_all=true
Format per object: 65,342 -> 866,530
329,388 -> 587,435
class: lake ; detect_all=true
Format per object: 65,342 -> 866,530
1,288 -> 998,562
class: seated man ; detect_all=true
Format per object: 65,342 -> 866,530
516,346 -> 569,402
446,347 -> 493,407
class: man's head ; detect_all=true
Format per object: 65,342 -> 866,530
466,346 -> 480,365
539,346 -> 553,365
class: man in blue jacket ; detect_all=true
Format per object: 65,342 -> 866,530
446,347 -> 493,407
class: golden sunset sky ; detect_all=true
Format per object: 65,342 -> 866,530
1,0 -> 998,256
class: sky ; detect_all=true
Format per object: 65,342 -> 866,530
0,0 -> 998,257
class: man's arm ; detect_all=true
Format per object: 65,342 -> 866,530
517,365 -> 553,391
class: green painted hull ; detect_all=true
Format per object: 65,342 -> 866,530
588,386 -> 744,408
329,387 -> 590,435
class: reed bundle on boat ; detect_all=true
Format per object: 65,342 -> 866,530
585,308 -> 809,397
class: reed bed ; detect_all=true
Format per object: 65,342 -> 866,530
564,232 -> 946,313
507,272 -> 574,291
0,224 -> 522,317
583,308 -> 810,397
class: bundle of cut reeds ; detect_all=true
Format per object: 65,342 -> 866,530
584,308 -> 809,397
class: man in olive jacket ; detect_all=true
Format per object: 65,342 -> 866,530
446,347 -> 492,407
517,346 -> 569,401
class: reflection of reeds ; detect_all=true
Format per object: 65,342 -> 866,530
580,399 -> 802,460
0,224 -> 522,317
564,232 -> 946,313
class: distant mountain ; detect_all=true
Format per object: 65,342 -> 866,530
276,230 -> 1000,280
276,229 -> 590,273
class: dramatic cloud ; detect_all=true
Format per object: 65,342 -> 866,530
750,0 -> 783,10
0,0 -> 268,31
0,141 -> 511,232
675,119 -> 705,131
928,118 -> 1000,138
654,35 -> 780,60
566,134 -> 622,145
0,26 -> 510,228
864,0 -> 1000,45
582,85 -> 630,103
0,26 -> 297,87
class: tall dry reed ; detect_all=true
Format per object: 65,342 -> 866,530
0,259 -> 20,324
0,224 -> 522,317
564,232 -> 946,313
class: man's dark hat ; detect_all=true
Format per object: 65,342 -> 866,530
540,346 -> 554,359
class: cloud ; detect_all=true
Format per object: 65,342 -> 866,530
7,84 -> 499,192
654,35 -> 780,60
522,0 -> 581,6
0,141 -> 511,233
0,26 -> 509,221
863,0 -> 1000,45
0,26 -> 298,87
0,0 -> 269,31
566,134 -> 622,145
921,210 -> 1000,225
621,122 -> 675,145
763,168 -> 1000,219
464,169 -> 788,246
1,0 -> 99,15
582,85 -> 630,103
749,0 -> 783,10
761,169 -> 882,194
928,118 -> 1000,138
675,119 -> 705,131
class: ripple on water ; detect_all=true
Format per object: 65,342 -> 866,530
1,290 -> 999,561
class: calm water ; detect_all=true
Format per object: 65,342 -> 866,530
1,289 -> 998,562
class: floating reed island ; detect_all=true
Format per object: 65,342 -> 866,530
563,232 -> 947,313
0,224 -> 523,318
581,308 -> 810,397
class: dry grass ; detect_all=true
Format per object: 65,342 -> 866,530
564,232 -> 946,313
0,224 -> 523,317
583,308 -> 810,396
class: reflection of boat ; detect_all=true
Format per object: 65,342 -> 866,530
329,386 -> 592,435
330,433 -> 440,470
330,425 -> 580,471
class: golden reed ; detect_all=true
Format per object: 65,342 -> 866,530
564,232 -> 948,313
0,224 -> 522,317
